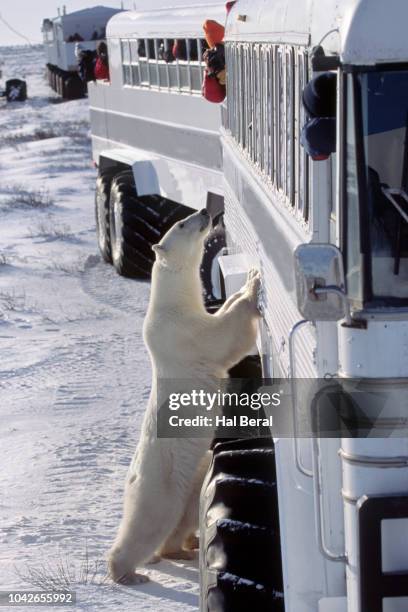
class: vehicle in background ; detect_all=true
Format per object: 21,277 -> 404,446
42,5 -> 122,99
88,1 -> 226,297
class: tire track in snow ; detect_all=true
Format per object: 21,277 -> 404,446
1,336 -> 113,406
52,336 -> 115,410
52,330 -> 149,411
80,258 -> 150,316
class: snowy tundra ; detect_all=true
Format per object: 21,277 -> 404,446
108,209 -> 261,584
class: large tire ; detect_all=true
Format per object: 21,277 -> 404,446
200,437 -> 284,612
64,74 -> 83,100
109,171 -> 192,278
95,171 -> 115,263
60,76 -> 67,99
201,217 -> 226,303
56,72 -> 63,96
50,69 -> 56,91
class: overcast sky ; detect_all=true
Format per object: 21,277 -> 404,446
0,1 -> 226,47
0,0 -> 226,47
0,1 -> 132,46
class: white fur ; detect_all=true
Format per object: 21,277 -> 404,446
108,210 -> 261,584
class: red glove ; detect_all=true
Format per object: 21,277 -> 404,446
202,70 -> 226,103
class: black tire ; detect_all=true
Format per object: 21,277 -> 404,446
95,171 -> 115,263
109,172 -> 192,278
60,76 -> 67,99
109,171 -> 156,278
200,438 -> 284,612
56,73 -> 63,96
201,217 -> 226,303
64,74 -> 83,100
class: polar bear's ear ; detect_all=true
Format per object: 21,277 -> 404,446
152,244 -> 167,258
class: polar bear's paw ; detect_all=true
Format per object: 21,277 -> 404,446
117,572 -> 150,585
183,533 -> 199,550
108,553 -> 150,585
247,268 -> 260,282
160,549 -> 197,561
146,554 -> 161,565
245,268 -> 262,302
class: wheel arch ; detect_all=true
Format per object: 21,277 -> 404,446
97,152 -> 161,199
98,155 -> 133,181
96,150 -> 223,211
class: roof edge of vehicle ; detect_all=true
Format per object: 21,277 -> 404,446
106,3 -> 228,39
46,5 -> 121,25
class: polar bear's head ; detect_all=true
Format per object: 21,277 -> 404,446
152,209 -> 211,271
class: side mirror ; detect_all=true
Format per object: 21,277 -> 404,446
294,243 -> 351,323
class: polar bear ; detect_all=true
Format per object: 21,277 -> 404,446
108,208 -> 261,584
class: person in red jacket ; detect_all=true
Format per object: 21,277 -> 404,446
202,43 -> 226,103
201,19 -> 226,103
94,41 -> 110,81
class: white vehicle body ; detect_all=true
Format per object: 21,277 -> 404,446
90,1 -> 408,611
88,2 -> 226,210
42,6 -> 121,72
223,1 -> 408,611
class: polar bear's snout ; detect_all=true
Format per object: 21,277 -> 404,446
179,209 -> 211,234
198,208 -> 211,232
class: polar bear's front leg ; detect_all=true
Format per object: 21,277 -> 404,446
215,269 -> 260,316
214,289 -> 245,315
240,268 -> 262,313
208,269 -> 262,367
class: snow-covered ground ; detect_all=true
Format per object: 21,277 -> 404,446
0,45 -> 199,611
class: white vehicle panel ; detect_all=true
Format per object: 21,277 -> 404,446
95,144 -> 222,209
107,3 -> 227,39
226,0 -> 408,65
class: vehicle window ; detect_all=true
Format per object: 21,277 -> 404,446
345,75 -> 363,302
297,52 -> 309,220
121,39 -> 131,85
357,70 -> 408,302
276,47 -> 284,191
120,37 -> 205,94
286,48 -> 295,205
223,41 -> 309,222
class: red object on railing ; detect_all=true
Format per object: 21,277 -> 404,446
203,20 -> 225,47
94,58 -> 109,81
226,1 -> 237,14
202,70 -> 226,103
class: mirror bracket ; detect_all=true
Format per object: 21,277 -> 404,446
313,285 -> 352,326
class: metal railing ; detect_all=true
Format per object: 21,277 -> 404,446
225,41 -> 310,224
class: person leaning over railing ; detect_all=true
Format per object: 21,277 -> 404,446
201,3 -> 236,103
75,43 -> 96,85
94,41 -> 110,81
201,20 -> 226,103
